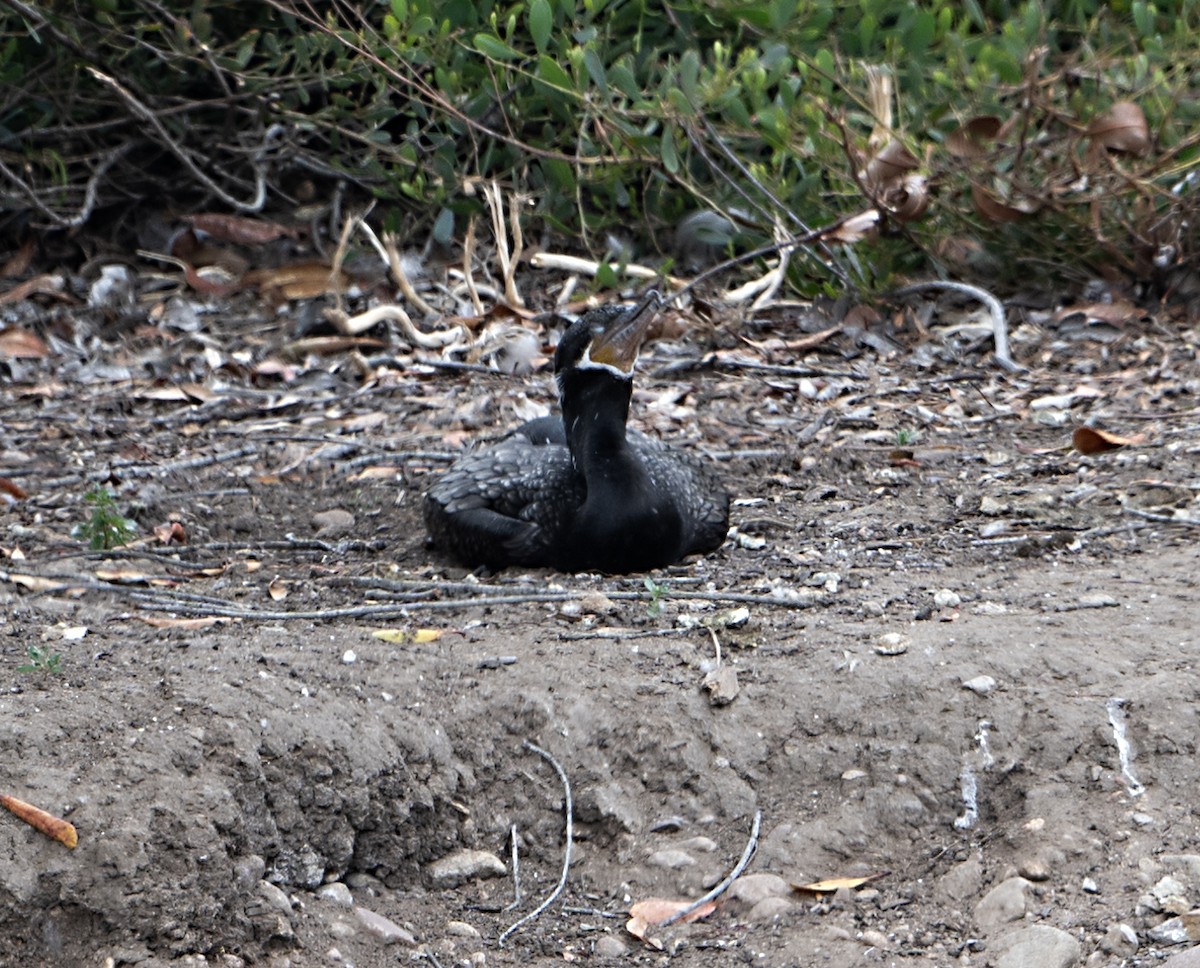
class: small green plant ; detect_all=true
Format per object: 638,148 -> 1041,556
643,576 -> 670,618
895,428 -> 918,446
18,645 -> 62,675
72,486 -> 137,550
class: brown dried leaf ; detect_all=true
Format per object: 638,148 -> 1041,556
1055,300 -> 1145,326
1073,426 -> 1146,454
627,898 -> 717,926
0,477 -> 28,500
862,140 -> 920,191
625,898 -> 717,947
244,261 -> 353,302
0,273 -> 66,306
268,578 -> 289,602
882,173 -> 931,221
1,239 -> 36,278
153,521 -> 188,545
945,116 -> 1003,159
1,313 -> 55,356
187,213 -> 301,245
0,794 -> 78,849
971,183 -> 1036,223
1087,102 -> 1150,156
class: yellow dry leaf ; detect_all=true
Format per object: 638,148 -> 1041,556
792,871 -> 889,894
413,629 -> 443,644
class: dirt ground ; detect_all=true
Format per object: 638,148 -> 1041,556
2,296 -> 1199,968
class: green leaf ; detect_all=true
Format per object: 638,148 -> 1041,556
582,45 -> 608,96
529,0 -> 553,53
432,207 -> 455,245
474,32 -> 521,61
536,53 -> 573,90
390,0 -> 407,20
660,126 -> 679,174
678,48 -> 700,105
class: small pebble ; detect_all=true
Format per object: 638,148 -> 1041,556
729,873 -> 791,905
316,883 -> 353,908
341,650 -> 357,665
874,632 -> 909,656
933,589 -> 961,608
1100,922 -> 1138,957
974,877 -> 1030,928
1081,877 -> 1099,894
646,849 -> 695,870
446,920 -> 481,938
678,836 -> 718,853
962,675 -> 997,695
594,935 -> 629,958
746,896 -> 794,923
702,666 -> 739,706
313,508 -> 355,538
860,929 -> 889,947
355,906 -> 416,945
426,849 -> 506,889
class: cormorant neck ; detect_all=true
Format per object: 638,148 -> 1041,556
559,368 -> 635,472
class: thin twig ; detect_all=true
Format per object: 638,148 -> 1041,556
888,281 -> 1021,373
503,824 -> 523,912
85,68 -> 265,212
660,810 -> 762,926
1121,505 -> 1200,526
499,741 -> 574,947
38,446 -> 259,489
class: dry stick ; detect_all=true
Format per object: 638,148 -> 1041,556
0,144 -> 132,228
39,446 -> 258,489
85,68 -> 265,213
1122,505 -> 1200,527
660,810 -> 762,927
461,217 -> 484,314
888,281 -> 1021,373
499,741 -> 574,947
503,823 -> 523,912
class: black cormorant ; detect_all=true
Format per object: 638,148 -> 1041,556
423,294 -> 729,573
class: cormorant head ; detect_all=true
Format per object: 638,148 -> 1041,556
554,290 -> 662,385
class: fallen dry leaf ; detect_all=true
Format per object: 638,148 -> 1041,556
187,212 -> 302,245
1,239 -> 35,278
0,477 -> 28,500
268,578 -> 289,602
136,616 -> 227,630
1087,101 -> 1150,156
0,326 -> 52,359
625,898 -> 717,947
372,628 -> 444,645
0,794 -> 78,849
153,521 -> 188,544
792,871 -> 889,894
945,116 -> 1004,159
0,273 -> 66,306
6,573 -> 70,593
971,183 -> 1037,223
1073,426 -> 1147,454
244,261 -> 354,302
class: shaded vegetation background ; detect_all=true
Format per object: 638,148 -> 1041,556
1,0 -> 1198,300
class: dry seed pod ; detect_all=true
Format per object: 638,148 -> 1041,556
1,794 -> 78,849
